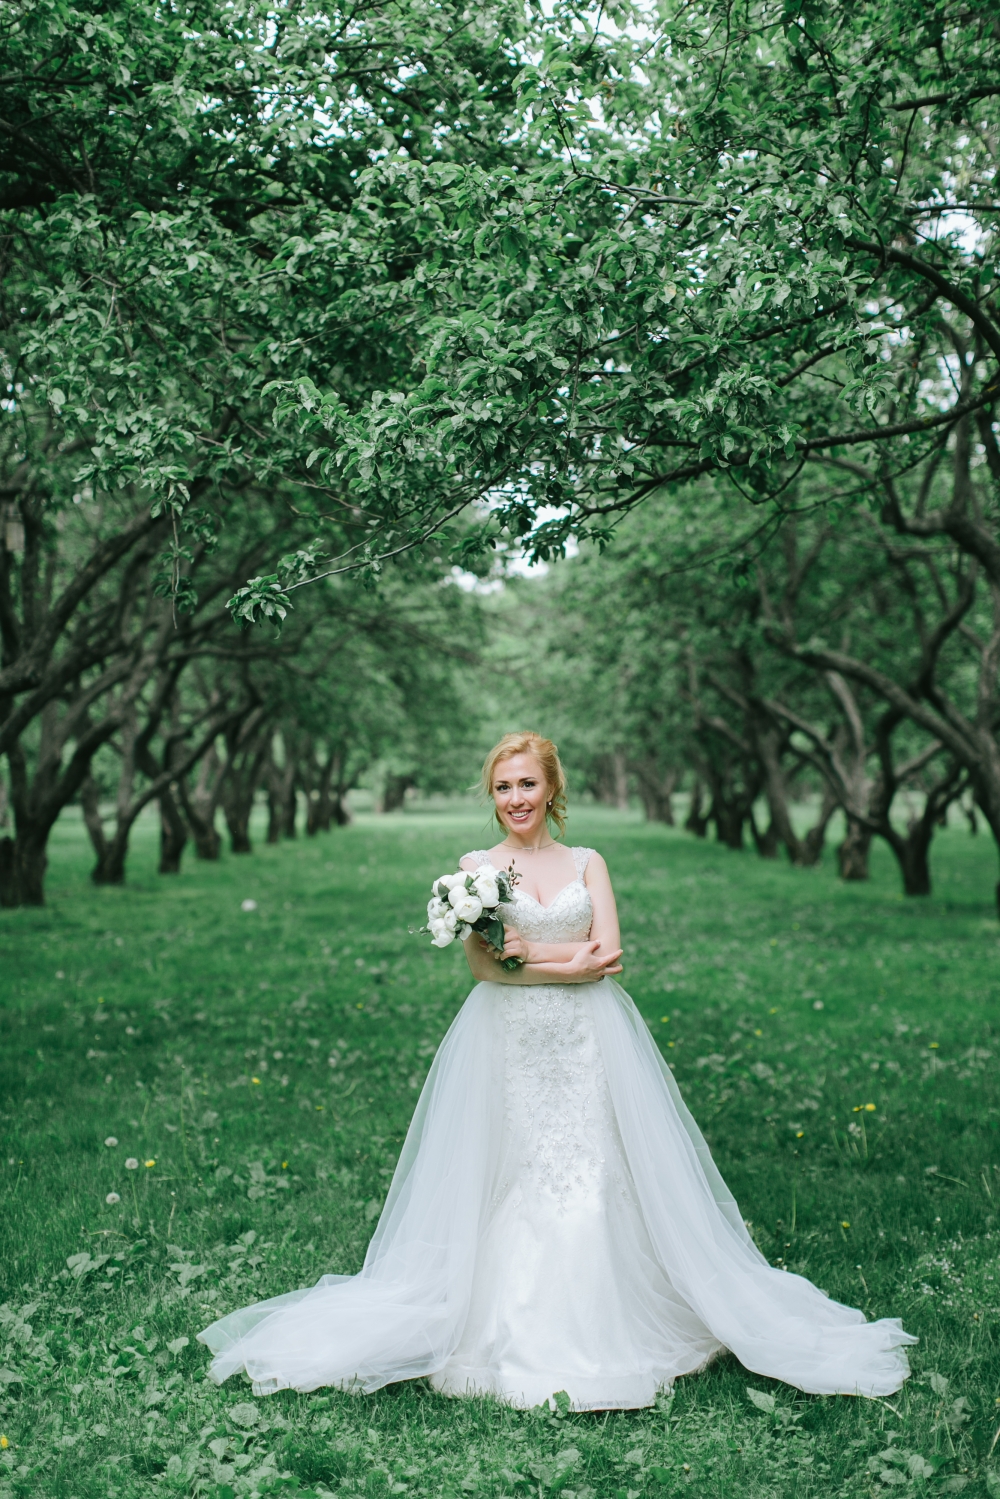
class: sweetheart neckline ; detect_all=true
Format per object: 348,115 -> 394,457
503,878 -> 589,914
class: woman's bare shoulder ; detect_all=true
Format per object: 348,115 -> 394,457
581,848 -> 611,882
458,846 -> 505,872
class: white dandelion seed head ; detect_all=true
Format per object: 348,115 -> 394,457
125,1157 -> 139,1170
105,1192 -> 121,1205
104,1136 -> 118,1147
241,899 -> 258,912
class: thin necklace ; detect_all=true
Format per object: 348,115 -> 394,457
499,838 -> 555,854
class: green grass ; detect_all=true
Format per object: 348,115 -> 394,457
1,808 -> 999,1499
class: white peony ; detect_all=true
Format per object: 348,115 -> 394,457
449,890 -> 483,923
428,916 -> 454,947
432,872 -> 466,896
427,896 -> 449,921
471,867 -> 500,907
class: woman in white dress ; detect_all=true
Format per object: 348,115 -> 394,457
199,730 -> 915,1409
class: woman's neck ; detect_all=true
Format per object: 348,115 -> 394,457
499,833 -> 557,852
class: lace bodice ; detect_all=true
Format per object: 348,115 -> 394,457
462,847 -> 595,942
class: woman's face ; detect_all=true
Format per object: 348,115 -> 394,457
492,754 -> 550,842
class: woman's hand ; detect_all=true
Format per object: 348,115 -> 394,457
562,940 -> 624,981
480,925 -> 532,964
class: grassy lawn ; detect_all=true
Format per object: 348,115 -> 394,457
1,807 -> 999,1499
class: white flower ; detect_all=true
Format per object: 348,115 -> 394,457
125,1157 -> 139,1170
450,890 -> 483,923
428,917 -> 455,948
432,872 -> 466,896
241,898 -> 257,912
427,896 -> 449,921
104,1136 -> 118,1147
471,867 -> 500,907
105,1192 -> 121,1205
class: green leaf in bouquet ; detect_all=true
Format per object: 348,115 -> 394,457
485,915 -> 506,952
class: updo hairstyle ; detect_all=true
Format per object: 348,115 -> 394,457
480,731 -> 568,838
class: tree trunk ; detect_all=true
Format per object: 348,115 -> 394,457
755,718 -> 834,866
222,781 -> 254,854
218,711 -> 270,854
92,837 -> 130,884
267,789 -> 282,844
308,752 -> 336,831
179,747 -> 224,859
266,766 -> 297,841
264,741 -> 297,841
684,779 -> 709,838
800,782 -> 839,866
0,827 -> 48,906
749,806 -> 780,858
192,817 -> 221,860
966,772 -> 1000,918
897,838 -> 933,896
158,784 -> 188,874
874,761 -> 965,898
593,751 -> 630,808
711,796 -> 745,849
838,818 -> 872,881
377,772 -> 413,817
636,764 -> 678,824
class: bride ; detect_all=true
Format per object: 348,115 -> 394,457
199,730 -> 915,1409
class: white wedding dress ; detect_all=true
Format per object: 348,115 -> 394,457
199,847 -> 915,1408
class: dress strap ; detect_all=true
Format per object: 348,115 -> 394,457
571,846 -> 595,879
460,849 -> 494,869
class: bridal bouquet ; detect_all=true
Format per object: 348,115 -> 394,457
422,863 -> 522,970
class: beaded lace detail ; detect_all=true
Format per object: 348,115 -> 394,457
462,847 -> 623,1211
462,846 -> 595,944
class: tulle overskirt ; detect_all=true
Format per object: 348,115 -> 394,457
198,978 -> 914,1406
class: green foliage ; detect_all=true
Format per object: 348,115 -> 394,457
0,0 -> 538,619
241,0 -> 1000,573
1,808 -> 999,1496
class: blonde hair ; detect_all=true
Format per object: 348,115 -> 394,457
480,731 -> 568,838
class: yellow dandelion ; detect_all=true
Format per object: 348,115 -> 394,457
841,1220 -> 850,1228
796,1131 -> 804,1139
315,1105 -> 324,1111
853,1105 -> 863,1112
865,1103 -> 876,1112
251,1077 -> 261,1085
769,1007 -> 777,1015
754,1029 -> 762,1037
282,1161 -> 288,1169
667,1041 -> 675,1048
0,1435 -> 8,1449
356,1002 -> 364,1009
929,1042 -> 939,1050
144,1159 -> 155,1169
660,1016 -> 670,1023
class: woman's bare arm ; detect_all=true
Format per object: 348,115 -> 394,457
462,934 -> 623,985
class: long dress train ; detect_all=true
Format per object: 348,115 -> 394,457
198,847 -> 914,1408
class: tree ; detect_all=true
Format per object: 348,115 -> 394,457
244,0 -> 999,599
0,0 -> 532,898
